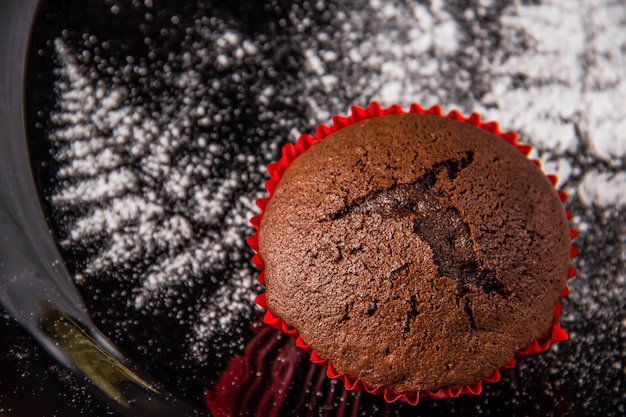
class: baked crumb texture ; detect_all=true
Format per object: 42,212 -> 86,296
249,102 -> 578,405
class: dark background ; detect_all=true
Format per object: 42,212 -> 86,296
2,0 -> 625,416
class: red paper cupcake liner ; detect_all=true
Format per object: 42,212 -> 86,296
247,102 -> 578,405
205,319 -> 308,417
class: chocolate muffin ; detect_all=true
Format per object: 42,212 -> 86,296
257,113 -> 571,393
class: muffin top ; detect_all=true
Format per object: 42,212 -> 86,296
257,113 -> 570,392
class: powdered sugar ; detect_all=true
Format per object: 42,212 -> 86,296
50,26 -> 270,359
578,171 -> 626,208
478,0 -> 626,168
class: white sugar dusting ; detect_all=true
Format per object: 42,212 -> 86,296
578,171 -> 626,208
478,0 -> 626,168
51,31 -> 266,357
299,0 -> 465,124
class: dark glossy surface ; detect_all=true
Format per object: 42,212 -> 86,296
0,1 -> 202,415
2,1 -> 625,416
